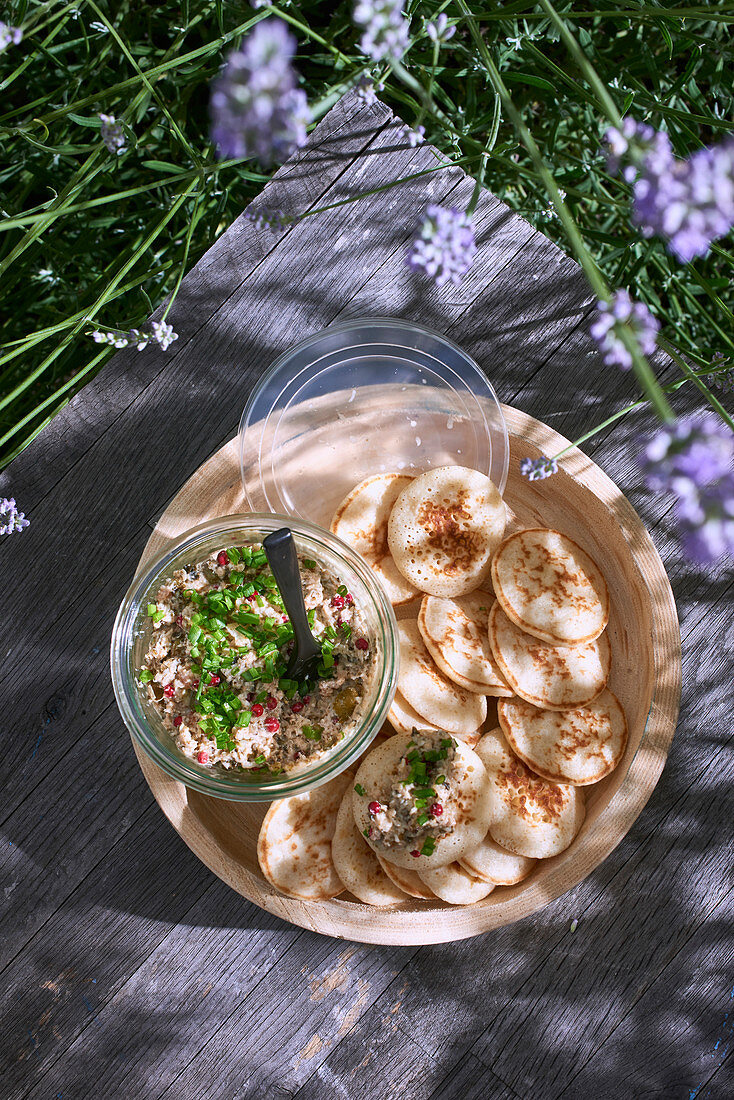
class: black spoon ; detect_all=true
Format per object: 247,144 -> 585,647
262,527 -> 322,681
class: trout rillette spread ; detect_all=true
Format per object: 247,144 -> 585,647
138,543 -> 376,774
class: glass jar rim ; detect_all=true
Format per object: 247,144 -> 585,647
111,512 -> 399,801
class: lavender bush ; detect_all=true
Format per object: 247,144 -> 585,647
0,2 -> 732,564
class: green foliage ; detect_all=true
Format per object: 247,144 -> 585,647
0,0 -> 731,469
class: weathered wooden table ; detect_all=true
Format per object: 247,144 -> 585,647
2,90 -> 732,1100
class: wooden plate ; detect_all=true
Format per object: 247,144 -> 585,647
131,405 -> 681,944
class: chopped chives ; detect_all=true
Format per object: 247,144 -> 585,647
146,603 -> 157,616
303,559 -> 317,569
139,670 -> 154,682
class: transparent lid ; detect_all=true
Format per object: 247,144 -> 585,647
240,317 -> 509,528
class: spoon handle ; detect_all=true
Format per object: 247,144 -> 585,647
262,528 -> 322,667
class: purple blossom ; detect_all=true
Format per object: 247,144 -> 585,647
426,14 -> 455,44
604,118 -> 671,183
676,474 -> 734,564
589,290 -> 659,370
0,21 -> 22,53
638,413 -> 734,564
99,114 -> 126,154
354,0 -> 410,63
605,118 -> 734,263
407,205 -> 476,287
0,498 -> 29,535
640,413 -> 733,490
91,321 -> 178,351
355,76 -> 383,106
244,205 -> 287,231
210,20 -> 310,167
520,457 -> 558,482
401,124 -> 425,147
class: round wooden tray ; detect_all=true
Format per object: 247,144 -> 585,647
132,404 -> 681,944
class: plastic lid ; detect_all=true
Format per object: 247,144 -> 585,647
240,317 -> 509,528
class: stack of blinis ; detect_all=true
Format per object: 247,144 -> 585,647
257,467 -> 627,907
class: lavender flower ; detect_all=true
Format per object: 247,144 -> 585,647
638,413 -> 734,564
210,20 -> 310,167
354,0 -> 410,64
244,205 -> 287,231
605,118 -> 734,262
0,498 -> 29,535
401,124 -> 425,147
407,205 -> 477,287
91,321 -> 178,351
604,118 -> 671,183
150,320 -> 178,350
675,474 -> 734,564
520,457 -> 558,482
589,290 -> 659,370
355,77 -> 383,106
426,14 -> 455,44
0,21 -> 22,53
99,114 -> 126,154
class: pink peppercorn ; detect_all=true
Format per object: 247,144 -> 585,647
345,593 -> 354,606
163,684 -> 175,698
331,594 -> 345,610
175,614 -> 184,629
282,614 -> 289,622
410,850 -> 421,858
217,551 -> 228,566
356,638 -> 369,651
291,701 -> 304,713
264,717 -> 280,733
266,695 -> 278,710
303,695 -> 311,704
173,716 -> 182,727
430,803 -> 443,817
197,750 -> 209,764
368,801 -> 381,815
192,679 -> 200,689
251,703 -> 264,717
209,674 -> 220,685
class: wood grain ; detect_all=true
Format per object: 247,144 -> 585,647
0,87 -> 729,1100
130,399 -> 680,945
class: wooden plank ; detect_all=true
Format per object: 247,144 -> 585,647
1,85 -> 730,1100
8,844 -> 300,1100
291,999 -> 450,1100
0,701 -> 152,974
426,1053 -> 523,1100
26,933 -> 416,1100
557,889 -> 734,1099
0,524 -> 156,822
0,91 -> 394,511
296,998 -> 522,1100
